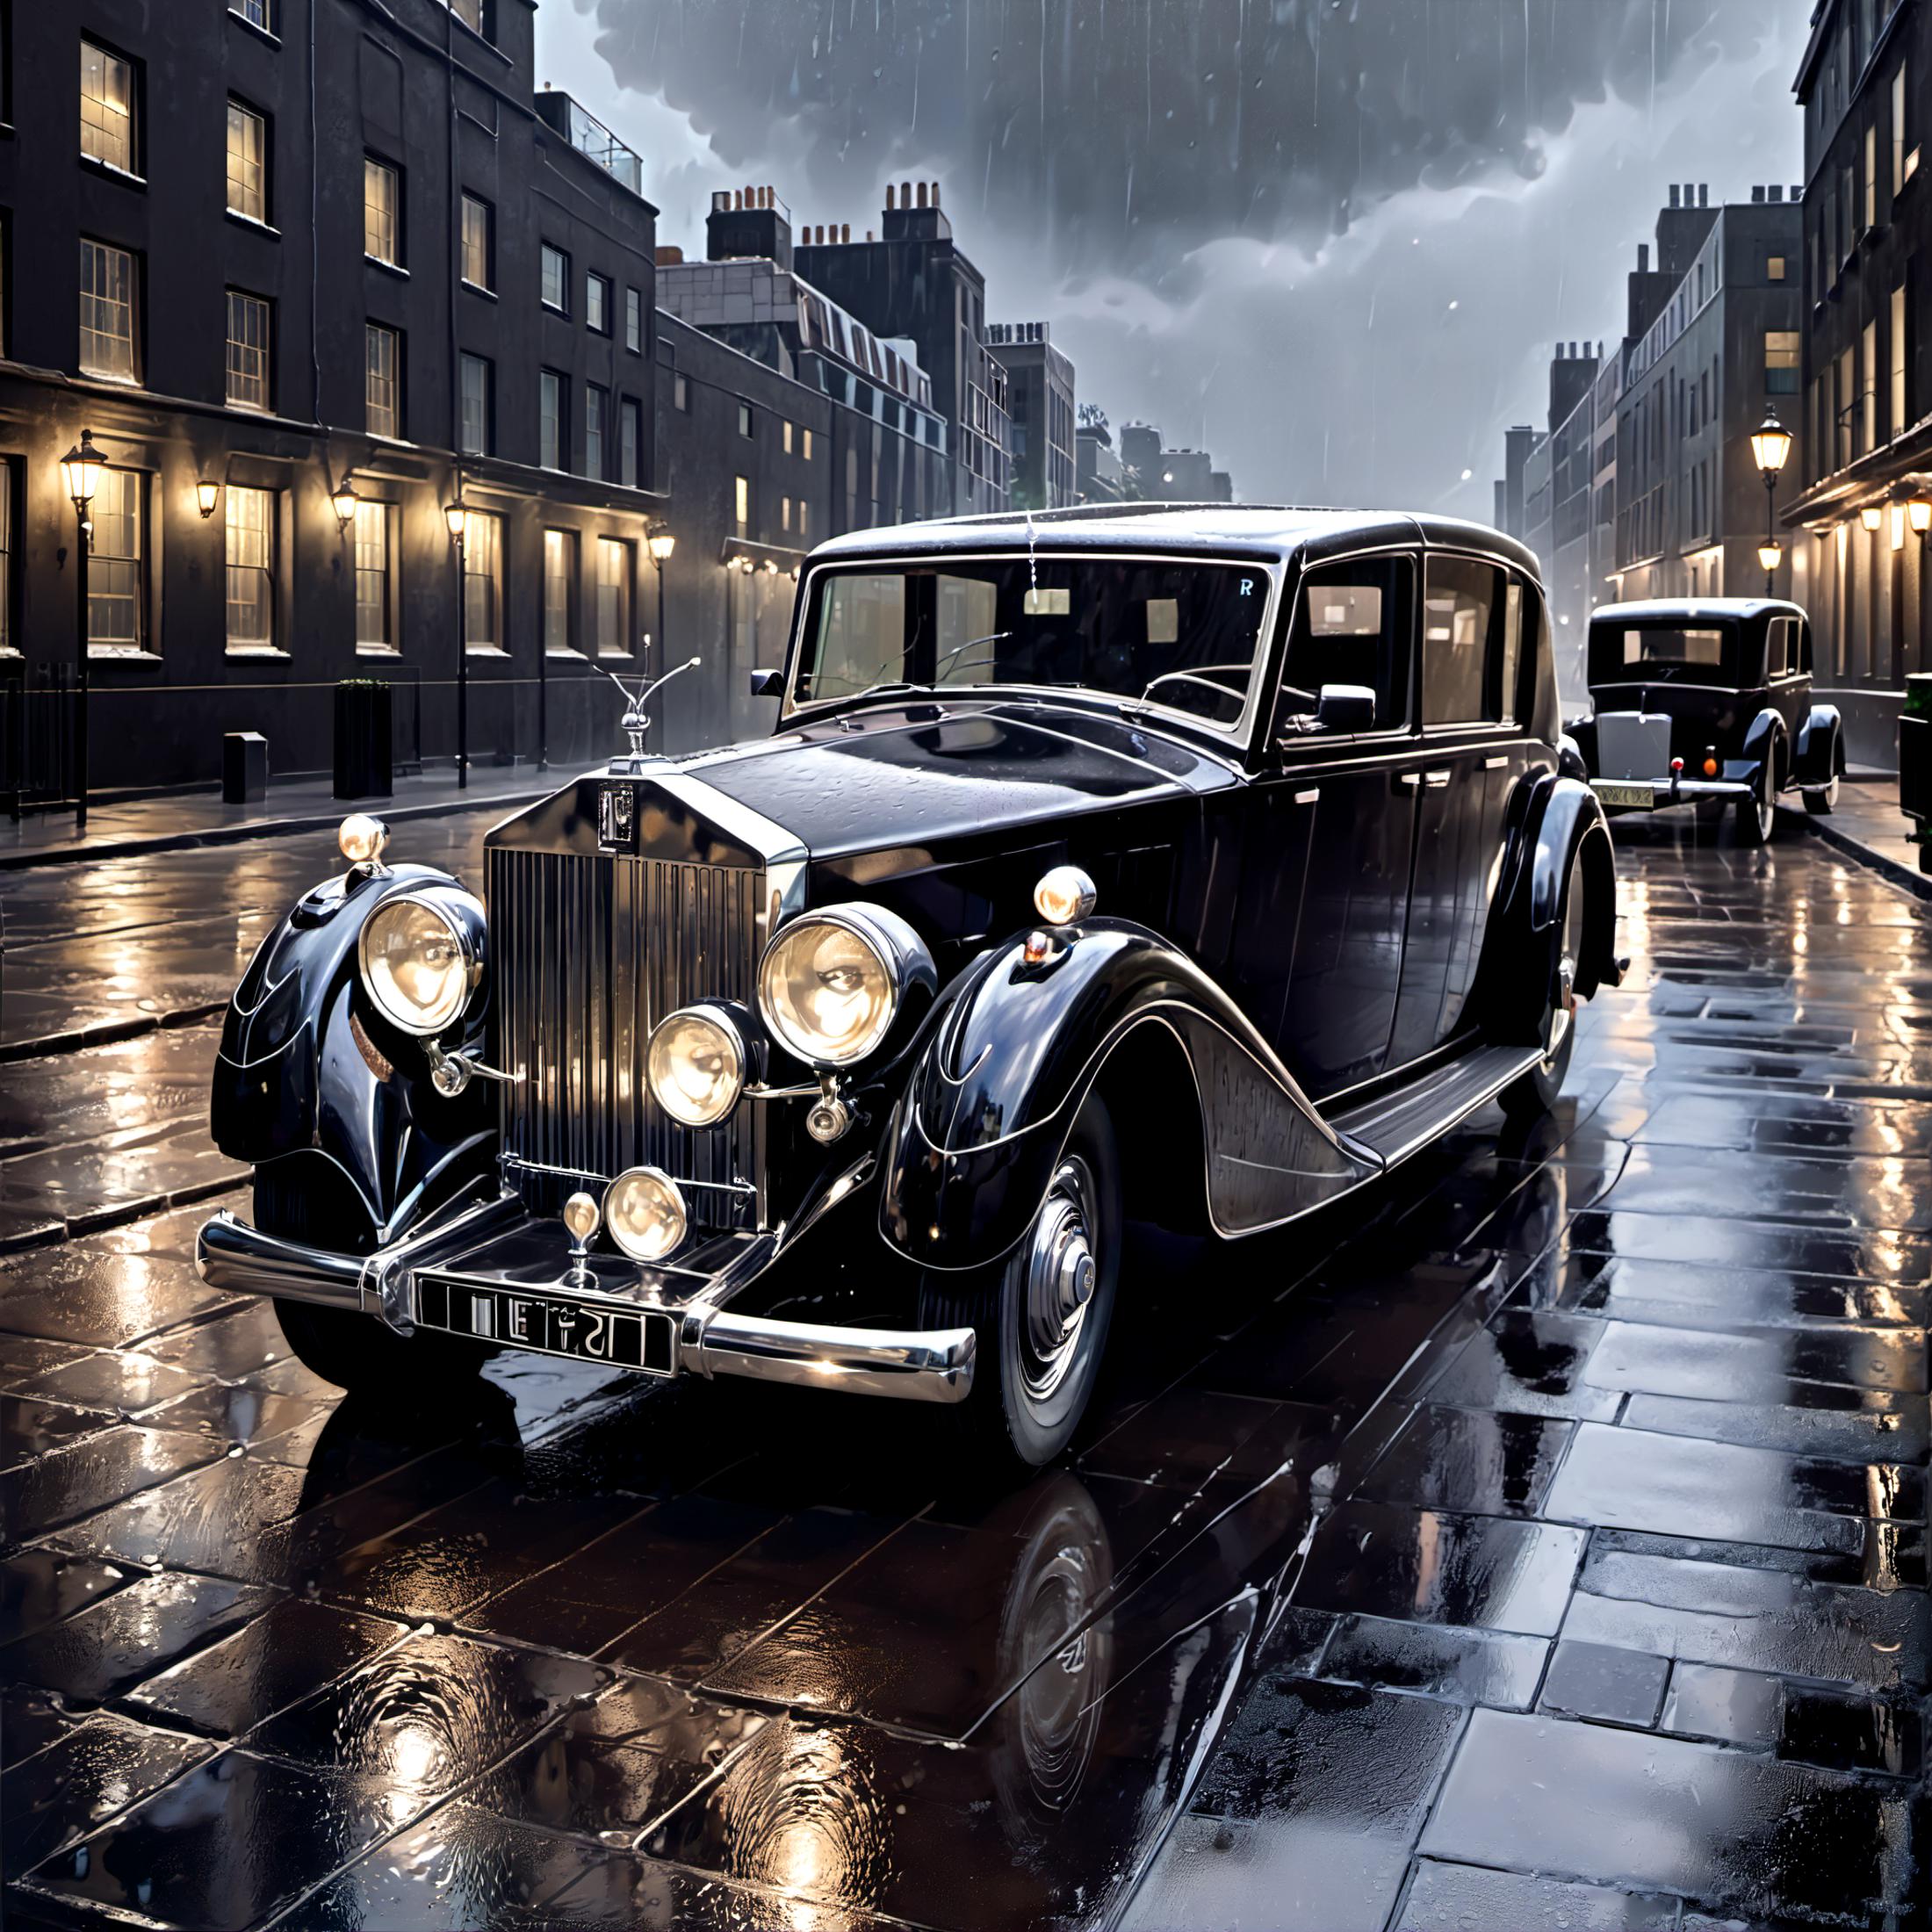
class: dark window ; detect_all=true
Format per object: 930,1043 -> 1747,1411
540,370 -> 566,470
230,0 -> 278,32
673,372 -> 688,412
540,243 -> 568,313
460,194 -> 493,291
1279,557 -> 1413,735
620,397 -> 641,487
738,400 -> 753,438
587,272 -> 610,335
1421,558 -> 1508,726
584,383 -> 607,479
625,288 -> 642,353
459,353 -> 492,456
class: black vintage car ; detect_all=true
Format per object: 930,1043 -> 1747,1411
197,507 -> 1623,1465
1568,597 -> 1844,843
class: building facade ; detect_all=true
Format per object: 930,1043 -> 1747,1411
794,183 -> 1011,517
986,322 -> 1076,509
1786,0 -> 1932,764
1116,422 -> 1235,502
651,185 -> 953,751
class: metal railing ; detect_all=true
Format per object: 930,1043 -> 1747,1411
0,661 -> 76,818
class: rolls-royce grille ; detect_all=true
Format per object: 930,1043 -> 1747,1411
487,847 -> 766,1233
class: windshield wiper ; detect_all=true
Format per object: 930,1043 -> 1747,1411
819,632 -> 1016,707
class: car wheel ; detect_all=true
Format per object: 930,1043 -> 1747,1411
1735,771 -> 1777,846
1501,847 -> 1584,1121
1803,774 -> 1840,815
255,1180 -> 494,1393
918,1092 -> 1121,1469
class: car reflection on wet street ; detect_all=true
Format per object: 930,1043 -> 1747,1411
2,811 -> 1928,1930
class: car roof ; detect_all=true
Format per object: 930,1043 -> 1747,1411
1590,597 -> 1807,624
808,503 -> 1543,580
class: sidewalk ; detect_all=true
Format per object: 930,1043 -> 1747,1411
0,762 -> 558,871
1798,770 -> 1930,899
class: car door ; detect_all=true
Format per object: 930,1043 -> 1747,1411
1386,554 -> 1531,1070
1244,550 -> 1420,1099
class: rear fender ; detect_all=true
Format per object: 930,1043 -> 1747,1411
1732,708 -> 1787,789
878,919 -> 1380,1272
210,862 -> 495,1241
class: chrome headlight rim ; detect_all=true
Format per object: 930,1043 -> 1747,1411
356,886 -> 486,1039
755,903 -> 934,1070
645,1002 -> 749,1128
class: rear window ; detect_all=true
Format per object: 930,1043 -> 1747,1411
1590,622 -> 1737,686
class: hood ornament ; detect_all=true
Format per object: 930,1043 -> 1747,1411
593,653 -> 703,767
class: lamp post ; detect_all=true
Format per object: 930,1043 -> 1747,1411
444,496 -> 469,789
60,431 -> 106,831
1751,410 -> 1793,599
646,529 -> 675,753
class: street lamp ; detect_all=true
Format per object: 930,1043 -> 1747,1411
1752,410 -> 1792,598
331,477 -> 359,529
1912,500 -> 1932,536
644,528 -> 676,757
1861,505 -> 1885,532
59,430 -> 106,831
196,479 -> 221,520
445,496 -> 469,790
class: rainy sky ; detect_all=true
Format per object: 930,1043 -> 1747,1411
536,0 -> 1811,519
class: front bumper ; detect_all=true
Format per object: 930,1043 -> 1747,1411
1590,775 -> 1754,811
195,1193 -> 976,1405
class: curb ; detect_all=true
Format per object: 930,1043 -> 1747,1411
1797,813 -> 1932,905
0,785 -> 551,873
0,1001 -> 228,1066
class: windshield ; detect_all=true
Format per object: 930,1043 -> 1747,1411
1589,622 -> 1738,687
792,555 -> 1275,729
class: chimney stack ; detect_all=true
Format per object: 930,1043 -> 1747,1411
1669,185 -> 1681,208
1752,184 -> 1765,203
1770,184 -> 1784,202
1698,183 -> 1708,207
885,184 -> 895,210
1639,243 -> 1649,270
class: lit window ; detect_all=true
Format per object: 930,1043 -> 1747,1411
625,288 -> 642,353
225,291 -> 271,410
225,486 -> 276,649
584,384 -> 607,479
80,42 -> 134,174
365,324 -> 400,438
1767,255 -> 1787,282
353,501 -> 393,648
540,243 -> 568,312
782,421 -> 794,455
459,354 -> 492,456
1764,329 -> 1800,396
620,399 -> 641,488
1893,284 -> 1909,433
596,537 -> 633,655
364,156 -> 400,265
0,472 -> 12,655
461,194 -> 492,291
587,273 -> 610,335
540,371 -> 565,470
781,496 -> 791,531
89,469 -> 145,652
1864,319 -> 1879,451
463,510 -> 502,648
544,530 -> 577,654
1866,124 -> 1878,230
674,373 -> 689,412
734,474 -> 749,528
78,239 -> 138,381
797,499 -> 808,539
1896,63 -> 1910,197
802,428 -> 813,460
227,101 -> 267,222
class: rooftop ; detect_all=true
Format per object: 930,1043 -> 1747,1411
536,90 -> 647,201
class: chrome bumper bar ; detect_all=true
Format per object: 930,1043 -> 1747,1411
194,1201 -> 976,1405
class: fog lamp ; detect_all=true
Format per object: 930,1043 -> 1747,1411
1033,864 -> 1098,926
604,1166 -> 688,1263
646,1006 -> 746,1127
339,813 -> 389,864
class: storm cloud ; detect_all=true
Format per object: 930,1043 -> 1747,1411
543,0 -> 1811,516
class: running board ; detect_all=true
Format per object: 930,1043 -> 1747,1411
1326,1043 -> 1544,1170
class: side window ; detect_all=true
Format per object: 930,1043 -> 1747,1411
1421,557 -> 1508,726
1498,578 -> 1525,724
1278,555 -> 1412,735
1799,620 -> 1815,674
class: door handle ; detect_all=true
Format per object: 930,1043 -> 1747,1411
1293,788 -> 1319,804
1396,772 -> 1422,790
1482,755 -> 1508,770
1424,769 -> 1453,789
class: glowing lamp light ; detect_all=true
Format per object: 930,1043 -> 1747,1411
1862,505 -> 1885,532
196,479 -> 221,519
1750,411 -> 1793,479
61,430 -> 106,511
1757,539 -> 1784,573
1911,500 -> 1932,535
331,479 -> 359,527
444,500 -> 469,543
647,530 -> 676,564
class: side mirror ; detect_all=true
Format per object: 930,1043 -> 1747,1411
748,667 -> 783,698
1315,683 -> 1376,732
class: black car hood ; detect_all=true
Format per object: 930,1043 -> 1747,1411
673,700 -> 1241,861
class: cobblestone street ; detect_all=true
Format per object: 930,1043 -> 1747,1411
1,809 -> 1927,1930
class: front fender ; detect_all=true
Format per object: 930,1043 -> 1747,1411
1795,704 -> 1844,786
878,919 -> 1379,1272
210,863 -> 495,1242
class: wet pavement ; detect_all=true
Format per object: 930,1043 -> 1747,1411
0,804 -> 1928,1929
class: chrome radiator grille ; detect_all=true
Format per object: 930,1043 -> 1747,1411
487,847 -> 766,1232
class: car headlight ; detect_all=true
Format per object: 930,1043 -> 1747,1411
756,905 -> 934,1068
646,1005 -> 746,1127
604,1166 -> 688,1262
357,889 -> 485,1036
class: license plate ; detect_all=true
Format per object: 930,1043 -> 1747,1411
415,1278 -> 674,1374
1595,780 -> 1655,810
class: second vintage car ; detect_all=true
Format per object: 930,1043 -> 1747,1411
198,506 -> 1623,1465
1568,597 -> 1844,842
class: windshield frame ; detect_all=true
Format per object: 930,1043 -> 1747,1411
781,547 -> 1288,746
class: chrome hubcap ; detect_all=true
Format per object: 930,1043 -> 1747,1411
1020,1157 -> 1099,1403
